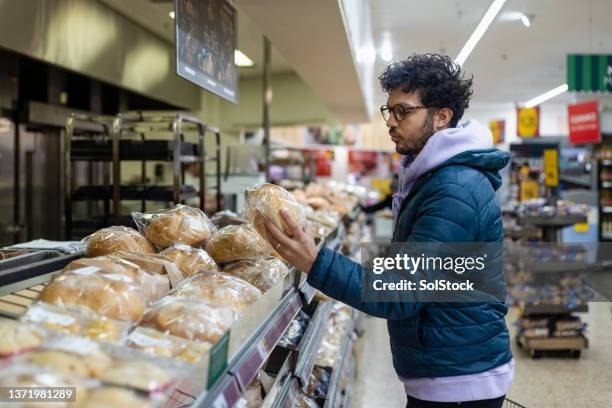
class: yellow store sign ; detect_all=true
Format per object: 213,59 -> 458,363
517,107 -> 540,138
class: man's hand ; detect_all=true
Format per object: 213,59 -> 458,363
260,209 -> 319,273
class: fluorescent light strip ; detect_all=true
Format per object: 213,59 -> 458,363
523,84 -> 568,108
454,0 -> 506,67
235,50 -> 255,67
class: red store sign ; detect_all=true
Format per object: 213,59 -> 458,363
568,101 -> 601,144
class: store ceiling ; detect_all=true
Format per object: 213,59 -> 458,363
98,0 -> 293,78
369,0 -> 612,106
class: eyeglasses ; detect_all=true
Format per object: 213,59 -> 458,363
380,104 -> 428,122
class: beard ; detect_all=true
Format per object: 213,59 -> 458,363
394,111 -> 435,156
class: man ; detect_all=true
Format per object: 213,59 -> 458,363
262,54 -> 513,408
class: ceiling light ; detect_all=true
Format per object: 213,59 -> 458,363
520,14 -> 530,27
454,0 -> 506,66
235,50 -> 255,67
523,84 -> 568,108
169,11 -> 175,19
380,33 -> 393,62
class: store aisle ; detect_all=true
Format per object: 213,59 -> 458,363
352,304 -> 612,408
353,317 -> 406,408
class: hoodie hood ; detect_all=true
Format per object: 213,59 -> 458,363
392,119 -> 510,223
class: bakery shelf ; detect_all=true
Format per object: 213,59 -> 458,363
294,302 -> 334,385
521,214 -> 587,227
72,185 -> 198,202
70,139 -> 200,162
520,303 -> 589,317
260,350 -> 297,408
323,313 -> 357,408
270,376 -> 301,408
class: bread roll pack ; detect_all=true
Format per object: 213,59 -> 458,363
38,268 -> 148,322
205,224 -> 273,264
133,204 -> 216,249
160,244 -> 219,278
62,256 -> 170,303
169,272 -> 261,314
0,318 -> 47,357
139,297 -> 234,344
112,251 -> 184,287
244,183 -> 307,244
223,258 -> 289,293
84,226 -> 156,257
122,327 -> 211,365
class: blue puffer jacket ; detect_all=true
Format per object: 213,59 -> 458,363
307,148 -> 513,378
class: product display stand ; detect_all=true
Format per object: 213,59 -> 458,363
64,112 -> 221,239
520,214 -> 587,242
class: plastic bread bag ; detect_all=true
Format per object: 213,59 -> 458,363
304,183 -> 329,198
97,355 -> 182,394
0,363 -> 99,406
22,302 -> 129,343
122,326 -> 212,365
307,220 -> 332,240
0,317 -> 49,357
305,366 -> 331,398
278,310 -> 310,349
205,224 -> 273,264
305,207 -> 341,228
83,226 -> 156,257
63,256 -> 170,303
223,258 -> 289,293
169,272 -> 261,315
290,188 -> 308,205
210,210 -> 249,228
111,251 -> 184,288
132,204 -> 217,250
295,393 -> 320,408
38,269 -> 148,322
306,196 -> 331,211
160,243 -> 220,278
79,386 -> 156,408
244,183 -> 307,245
17,336 -> 114,379
138,297 -> 235,344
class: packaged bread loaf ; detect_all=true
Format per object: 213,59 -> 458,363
223,258 -> 289,292
210,210 -> 249,228
205,224 -> 273,264
112,251 -> 184,287
84,226 -> 156,257
170,272 -> 261,314
133,205 -> 216,249
245,184 -> 307,244
99,360 -> 176,393
38,270 -> 147,322
139,297 -> 234,343
80,387 -> 153,408
123,327 -> 211,364
63,256 -> 170,303
0,318 -> 46,357
160,244 -> 219,278
306,197 -> 331,210
23,303 -> 128,343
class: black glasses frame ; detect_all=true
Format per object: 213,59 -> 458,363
380,104 -> 429,122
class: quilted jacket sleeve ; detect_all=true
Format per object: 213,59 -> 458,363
306,180 -> 480,319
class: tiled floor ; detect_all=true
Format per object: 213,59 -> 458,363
352,303 -> 612,408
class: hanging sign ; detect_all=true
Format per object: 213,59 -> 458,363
517,107 -> 540,138
567,54 -> 612,93
568,100 -> 601,144
489,120 -> 506,144
543,149 -> 559,187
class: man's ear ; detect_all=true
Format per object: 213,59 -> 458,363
435,108 -> 453,130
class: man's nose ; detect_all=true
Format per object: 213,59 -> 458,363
385,115 -> 397,128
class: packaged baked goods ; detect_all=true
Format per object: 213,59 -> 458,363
139,297 -> 234,344
63,256 -> 170,303
160,244 -> 219,278
112,251 -> 184,288
315,303 -> 352,368
223,258 -> 289,292
304,183 -> 329,198
291,189 -> 308,205
245,183 -> 307,244
306,208 -> 341,229
99,360 -> 176,393
84,226 -> 156,257
21,337 -> 113,378
79,387 -> 154,408
205,224 -> 273,264
123,327 -> 211,364
0,317 -> 46,357
307,197 -> 331,210
38,269 -> 147,322
23,303 -> 128,343
133,205 -> 216,249
278,310 -> 309,349
169,272 -> 261,314
210,210 -> 248,228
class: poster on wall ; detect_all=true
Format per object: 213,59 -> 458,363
489,120 -> 505,144
568,100 -> 601,144
517,106 -> 540,138
304,149 -> 334,177
348,151 -> 379,176
175,0 -> 238,103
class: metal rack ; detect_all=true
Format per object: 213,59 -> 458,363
64,112 -> 222,239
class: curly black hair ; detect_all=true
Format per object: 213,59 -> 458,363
378,54 -> 473,128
